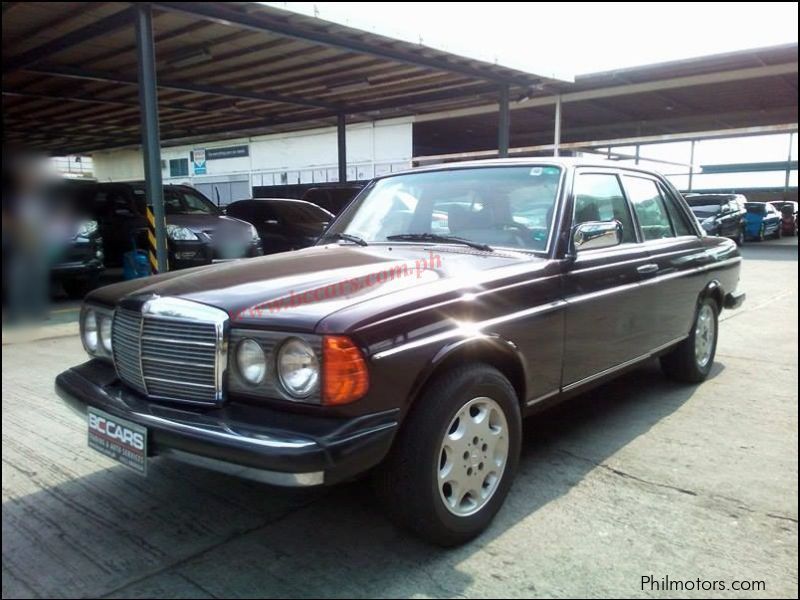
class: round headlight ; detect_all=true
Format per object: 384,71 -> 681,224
236,338 -> 267,384
277,338 -> 319,397
82,309 -> 98,352
99,315 -> 113,353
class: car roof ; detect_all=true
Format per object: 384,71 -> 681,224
385,157 -> 667,178
231,197 -> 320,206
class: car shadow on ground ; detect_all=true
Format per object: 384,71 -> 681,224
2,360 -> 723,598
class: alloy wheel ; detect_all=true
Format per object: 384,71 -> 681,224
437,396 -> 509,517
694,304 -> 716,368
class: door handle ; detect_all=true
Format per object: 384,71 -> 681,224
636,263 -> 659,275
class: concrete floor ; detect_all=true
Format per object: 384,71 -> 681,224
2,239 -> 797,599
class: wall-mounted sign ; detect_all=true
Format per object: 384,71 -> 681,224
191,148 -> 206,175
205,145 -> 249,160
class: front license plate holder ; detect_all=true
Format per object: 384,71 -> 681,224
87,407 -> 148,475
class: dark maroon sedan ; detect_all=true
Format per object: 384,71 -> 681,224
56,159 -> 744,546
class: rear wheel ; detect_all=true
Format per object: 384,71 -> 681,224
374,364 -> 521,546
661,297 -> 718,383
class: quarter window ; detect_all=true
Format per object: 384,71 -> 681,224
625,177 -> 675,241
572,173 -> 636,243
659,184 -> 695,236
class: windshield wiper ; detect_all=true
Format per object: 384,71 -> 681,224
387,233 -> 493,252
319,232 -> 368,246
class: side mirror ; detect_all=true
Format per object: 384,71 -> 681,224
573,220 -> 623,252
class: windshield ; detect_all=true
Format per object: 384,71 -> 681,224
329,166 -> 562,252
689,204 -> 721,219
134,187 -> 220,216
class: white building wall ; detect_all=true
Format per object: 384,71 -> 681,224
91,118 -> 413,202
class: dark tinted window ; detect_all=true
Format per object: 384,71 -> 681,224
572,173 -> 636,243
746,203 -> 766,214
271,202 -> 332,223
625,176 -> 674,241
227,202 -> 260,222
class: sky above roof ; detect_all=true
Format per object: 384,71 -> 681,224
266,2 -> 798,81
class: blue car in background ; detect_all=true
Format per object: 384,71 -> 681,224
744,202 -> 782,241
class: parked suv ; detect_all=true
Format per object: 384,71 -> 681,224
83,182 -> 262,269
684,193 -> 747,245
56,159 -> 744,546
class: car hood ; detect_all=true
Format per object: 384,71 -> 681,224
87,244 -> 544,332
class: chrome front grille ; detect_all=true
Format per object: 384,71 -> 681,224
111,297 -> 228,405
112,309 -> 146,394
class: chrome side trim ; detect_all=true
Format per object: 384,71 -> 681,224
525,389 -> 560,407
562,335 -> 687,392
160,449 -> 324,487
567,256 -> 742,304
372,256 -> 739,361
372,299 -> 566,360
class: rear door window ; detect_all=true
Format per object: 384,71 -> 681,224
625,176 -> 675,241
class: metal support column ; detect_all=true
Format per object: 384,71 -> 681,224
498,85 -> 510,158
634,144 -> 640,165
784,132 -> 794,202
687,140 -> 696,192
553,94 -> 562,157
337,114 -> 347,183
135,4 -> 167,273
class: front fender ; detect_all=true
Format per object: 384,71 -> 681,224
407,334 -> 528,412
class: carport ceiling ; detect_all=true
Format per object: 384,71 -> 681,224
413,44 -> 799,156
2,1 -> 555,155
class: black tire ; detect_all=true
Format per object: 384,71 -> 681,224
775,226 -> 783,239
374,364 -> 521,546
62,275 -> 99,300
661,297 -> 719,383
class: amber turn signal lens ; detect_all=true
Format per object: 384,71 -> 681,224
322,335 -> 369,405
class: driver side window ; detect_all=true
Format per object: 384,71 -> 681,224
572,173 -> 636,243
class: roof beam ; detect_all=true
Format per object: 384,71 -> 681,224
413,62 -> 800,123
152,2 -> 536,86
413,123 -> 800,164
25,64 -> 346,111
3,7 -> 134,73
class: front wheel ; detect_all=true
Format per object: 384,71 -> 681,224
374,364 -> 521,546
661,297 -> 719,383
